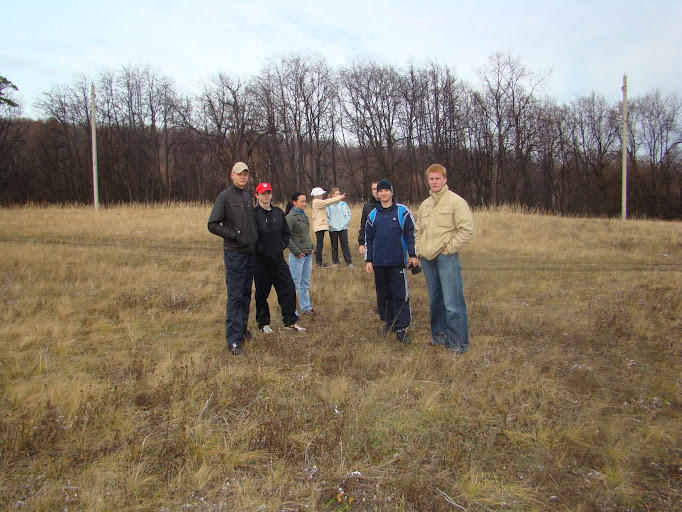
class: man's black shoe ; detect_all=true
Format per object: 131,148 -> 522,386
378,325 -> 394,335
396,329 -> 411,344
230,343 -> 244,355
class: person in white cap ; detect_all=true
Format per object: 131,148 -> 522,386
207,161 -> 257,356
310,187 -> 345,268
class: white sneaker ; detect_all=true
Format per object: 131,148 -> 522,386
284,323 -> 307,332
260,325 -> 274,334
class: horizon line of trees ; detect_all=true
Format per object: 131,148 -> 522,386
1,52 -> 681,219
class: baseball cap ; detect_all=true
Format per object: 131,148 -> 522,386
376,179 -> 393,192
232,162 -> 249,174
255,182 -> 273,195
310,187 -> 326,197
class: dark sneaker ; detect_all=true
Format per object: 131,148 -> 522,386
396,329 -> 411,344
378,325 -> 394,335
229,343 -> 244,355
301,309 -> 316,316
284,323 -> 307,332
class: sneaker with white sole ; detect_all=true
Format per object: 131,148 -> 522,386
396,329 -> 411,344
284,323 -> 307,332
260,325 -> 274,334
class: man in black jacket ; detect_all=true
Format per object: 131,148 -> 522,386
208,162 -> 258,355
357,180 -> 387,321
253,182 -> 306,334
357,180 -> 379,257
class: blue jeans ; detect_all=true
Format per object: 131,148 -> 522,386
421,253 -> 469,351
224,250 -> 255,348
288,253 -> 313,313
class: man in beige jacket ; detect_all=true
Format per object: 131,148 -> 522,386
415,164 -> 474,353
310,187 -> 346,267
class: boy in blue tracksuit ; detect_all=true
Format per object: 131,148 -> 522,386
364,180 -> 420,344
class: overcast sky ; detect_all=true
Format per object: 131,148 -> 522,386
4,0 -> 682,118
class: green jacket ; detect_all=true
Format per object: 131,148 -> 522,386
286,208 -> 315,256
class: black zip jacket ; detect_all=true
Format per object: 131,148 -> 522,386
207,185 -> 258,252
358,197 -> 378,246
254,204 -> 290,263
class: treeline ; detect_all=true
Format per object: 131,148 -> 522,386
1,53 -> 680,218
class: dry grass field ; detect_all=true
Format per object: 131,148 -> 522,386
0,203 -> 680,511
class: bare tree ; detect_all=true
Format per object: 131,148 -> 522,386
629,90 -> 682,216
565,93 -> 621,214
478,52 -> 548,205
0,76 -> 29,202
339,59 -> 404,203
253,53 -> 338,197
34,76 -> 92,202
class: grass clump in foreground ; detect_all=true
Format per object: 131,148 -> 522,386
0,204 -> 680,511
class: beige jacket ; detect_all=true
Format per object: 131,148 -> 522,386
311,195 -> 344,232
415,185 -> 474,260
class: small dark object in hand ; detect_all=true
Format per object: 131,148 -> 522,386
407,262 -> 422,275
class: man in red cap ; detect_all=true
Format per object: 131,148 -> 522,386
253,182 -> 306,334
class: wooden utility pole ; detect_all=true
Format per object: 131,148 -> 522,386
621,75 -> 628,220
91,83 -> 99,210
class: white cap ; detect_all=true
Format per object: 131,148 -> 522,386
310,187 -> 326,197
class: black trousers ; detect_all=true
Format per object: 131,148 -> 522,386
224,250 -> 255,347
374,270 -> 388,322
329,230 -> 353,265
374,265 -> 411,330
254,257 -> 298,328
315,230 -> 328,265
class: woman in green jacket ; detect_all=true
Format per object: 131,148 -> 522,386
285,192 -> 316,315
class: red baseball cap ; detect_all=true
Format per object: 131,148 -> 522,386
255,182 -> 273,195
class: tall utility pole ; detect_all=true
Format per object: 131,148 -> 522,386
621,75 -> 628,220
91,83 -> 99,210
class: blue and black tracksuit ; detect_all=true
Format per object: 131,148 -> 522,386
365,202 -> 416,331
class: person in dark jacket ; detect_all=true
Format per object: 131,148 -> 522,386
358,180 -> 387,321
207,162 -> 258,355
357,180 -> 379,257
364,179 -> 419,344
253,182 -> 306,334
